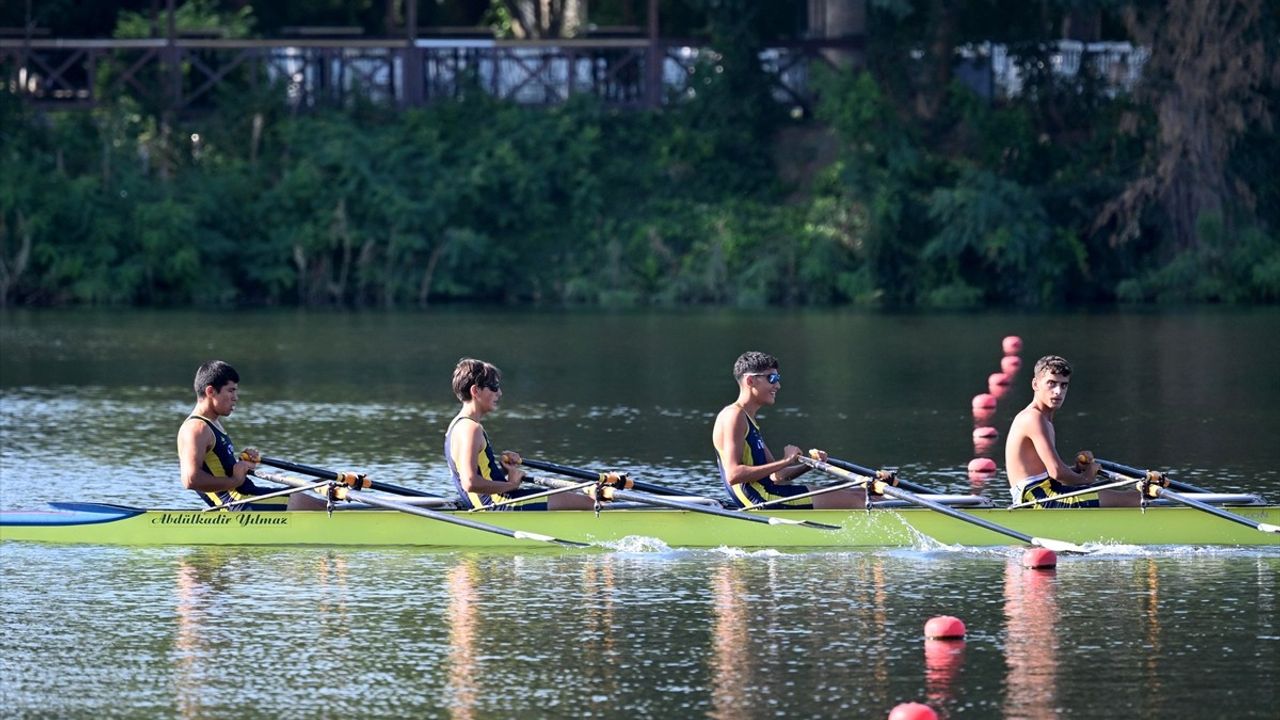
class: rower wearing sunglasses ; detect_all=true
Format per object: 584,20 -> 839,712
713,351 -> 868,509
446,358 -> 596,511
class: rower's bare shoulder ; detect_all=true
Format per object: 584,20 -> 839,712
713,404 -> 744,427
1008,406 -> 1035,432
177,416 -> 210,440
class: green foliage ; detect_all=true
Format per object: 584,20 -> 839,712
114,0 -> 256,38
3,0 -> 1277,309
1116,217 -> 1280,303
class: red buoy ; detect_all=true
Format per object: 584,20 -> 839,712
972,426 -> 999,440
972,407 -> 995,424
889,702 -> 938,720
967,458 -> 997,474
1001,355 -> 1022,374
971,393 -> 996,410
1022,547 -> 1058,569
1003,335 -> 1023,355
924,615 -> 966,639
988,372 -> 1011,389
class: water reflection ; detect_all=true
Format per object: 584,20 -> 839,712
1002,559 -> 1060,720
444,558 -> 480,720
924,638 -> 965,707
709,562 -> 751,720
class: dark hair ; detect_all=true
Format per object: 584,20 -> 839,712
1033,355 -> 1072,378
452,358 -> 502,402
194,360 -> 239,398
733,351 -> 779,381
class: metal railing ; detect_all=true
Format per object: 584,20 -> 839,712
1,37 -> 859,113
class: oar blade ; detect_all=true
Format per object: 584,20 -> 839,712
765,516 -> 843,530
513,530 -> 590,547
1031,536 -> 1090,554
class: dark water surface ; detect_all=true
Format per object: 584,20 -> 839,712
2,308 -> 1278,718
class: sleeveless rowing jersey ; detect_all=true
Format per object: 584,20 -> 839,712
719,411 -> 813,509
187,415 -> 286,510
445,416 -> 547,511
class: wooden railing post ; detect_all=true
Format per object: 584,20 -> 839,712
645,0 -> 660,108
403,0 -> 423,106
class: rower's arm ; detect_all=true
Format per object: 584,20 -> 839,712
713,408 -> 798,486
1030,418 -> 1095,486
451,423 -> 520,494
177,419 -> 245,493
772,445 -> 812,483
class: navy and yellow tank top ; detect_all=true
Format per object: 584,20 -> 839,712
445,416 -> 512,510
187,416 -> 285,510
719,412 -> 812,509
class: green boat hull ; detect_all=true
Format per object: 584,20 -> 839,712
2,503 -> 1278,548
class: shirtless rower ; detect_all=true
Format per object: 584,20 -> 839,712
1005,355 -> 1139,508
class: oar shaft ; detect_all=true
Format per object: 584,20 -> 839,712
799,456 -> 1081,550
1006,477 -> 1137,510
825,457 -> 939,494
1154,487 -> 1279,534
518,458 -> 683,497
202,477 -> 331,511
250,470 -> 589,547
1096,459 -> 1211,494
743,480 -> 862,511
470,478 -> 597,511
524,475 -> 840,531
258,456 -> 441,499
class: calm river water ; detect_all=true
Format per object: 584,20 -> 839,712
1,308 -> 1278,718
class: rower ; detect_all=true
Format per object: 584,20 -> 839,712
177,361 -> 326,511
712,351 -> 867,509
445,358 -> 596,511
1005,355 -> 1140,508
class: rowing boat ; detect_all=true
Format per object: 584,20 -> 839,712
3,499 -> 1277,548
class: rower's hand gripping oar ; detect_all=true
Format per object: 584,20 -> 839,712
244,458 -> 589,547
506,455 -> 842,531
823,456 -> 942,495
513,457 -> 688,497
798,453 -> 1090,553
1101,467 -> 1279,535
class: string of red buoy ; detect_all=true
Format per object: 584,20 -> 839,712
967,334 -> 1023,487
886,337 -> 1068,718
970,337 -> 1060,563
884,339 -> 1063,718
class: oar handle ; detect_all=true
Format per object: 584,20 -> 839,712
256,455 -> 443,499
824,456 -> 940,495
1096,459 -> 1213,494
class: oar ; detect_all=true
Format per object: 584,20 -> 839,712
825,456 -> 941,495
469,478 -> 599,512
1006,477 -> 1139,510
515,457 -> 686,496
742,480 -> 864,511
798,456 -> 1089,553
255,455 -> 445,499
521,474 -> 842,531
1099,468 -> 1279,535
505,456 -> 841,531
249,470 -> 589,547
1096,458 -> 1212,494
201,478 -> 332,511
